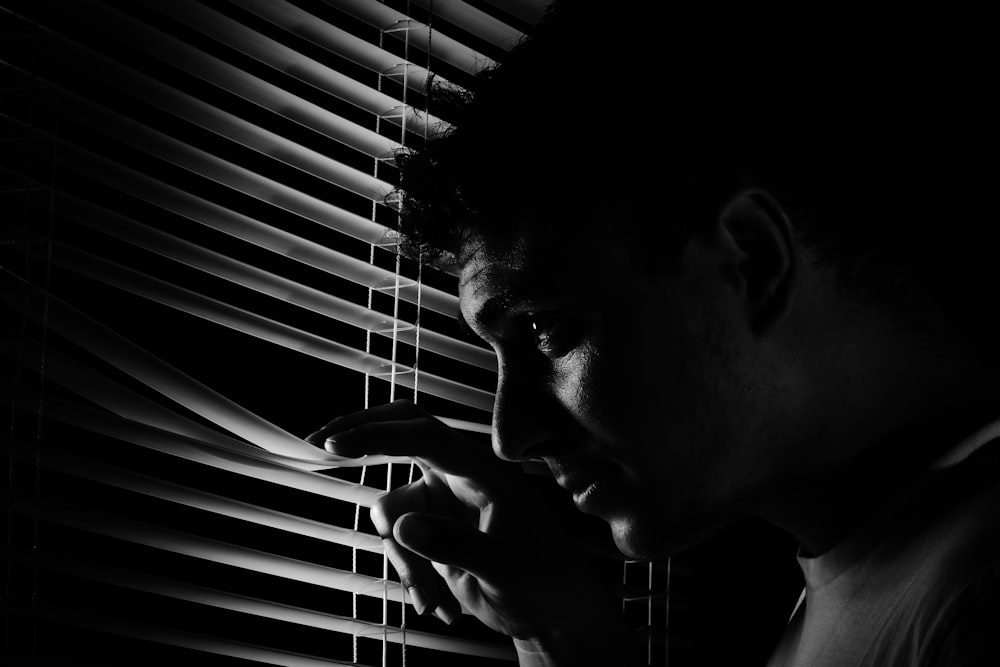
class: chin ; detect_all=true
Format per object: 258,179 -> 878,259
609,512 -> 726,559
609,517 -> 673,559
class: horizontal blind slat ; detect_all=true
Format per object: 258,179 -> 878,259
1,337 -> 324,468
2,390 -> 385,504
3,603 -> 358,667
48,0 -> 443,135
40,246 -> 494,411
8,443 -> 384,553
137,0 -> 444,127
16,498 -> 405,600
4,286 -> 380,463
5,325 -> 489,454
323,0 -> 495,75
48,194 -> 494,370
37,134 -> 461,315
0,4 -> 401,160
21,73 -> 395,243
17,24 -> 400,205
9,548 -> 516,660
410,0 -> 525,51
232,0 -> 449,93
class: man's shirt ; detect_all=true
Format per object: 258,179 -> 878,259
767,418 -> 1000,666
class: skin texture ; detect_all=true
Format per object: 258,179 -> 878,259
308,189 -> 1000,665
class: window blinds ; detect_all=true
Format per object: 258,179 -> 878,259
1,0 -> 542,664
2,1 -> 805,665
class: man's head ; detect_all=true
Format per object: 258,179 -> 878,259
453,186 -> 824,556
397,3 -> 999,556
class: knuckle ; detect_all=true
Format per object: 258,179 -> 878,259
391,399 -> 418,414
417,414 -> 442,429
371,481 -> 426,535
392,398 -> 434,420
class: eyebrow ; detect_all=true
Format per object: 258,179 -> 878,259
462,292 -> 528,335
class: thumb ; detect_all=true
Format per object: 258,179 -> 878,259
393,512 -> 510,585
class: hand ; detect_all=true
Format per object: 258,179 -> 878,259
306,399 -> 639,665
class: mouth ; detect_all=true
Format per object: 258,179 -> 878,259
550,461 -> 619,513
571,477 -> 615,512
552,462 -> 604,492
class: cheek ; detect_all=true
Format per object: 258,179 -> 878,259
580,328 -> 744,498
550,337 -> 649,425
550,342 -> 601,424
586,329 -> 703,441
551,334 -> 691,461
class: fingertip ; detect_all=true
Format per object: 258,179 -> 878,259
324,435 -> 361,458
393,513 -> 431,551
433,602 -> 460,625
407,586 -> 429,615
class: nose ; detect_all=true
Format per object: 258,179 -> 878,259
491,359 -> 556,461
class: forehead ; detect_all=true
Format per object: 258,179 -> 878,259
456,225 -> 634,319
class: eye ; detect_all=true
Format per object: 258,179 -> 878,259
525,311 -> 580,357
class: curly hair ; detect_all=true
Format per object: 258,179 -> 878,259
391,1 -> 997,334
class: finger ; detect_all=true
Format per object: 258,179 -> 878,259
326,419 -> 505,485
391,516 -> 472,625
371,487 -> 466,619
372,478 -> 468,536
393,512 -> 513,588
382,537 -> 460,618
304,398 -> 424,445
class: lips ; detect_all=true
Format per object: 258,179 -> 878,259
551,461 -> 609,493
571,476 -> 615,512
548,458 -> 620,511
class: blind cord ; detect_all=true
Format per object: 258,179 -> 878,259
354,12 -> 387,660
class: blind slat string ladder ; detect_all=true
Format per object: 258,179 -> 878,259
0,0 -> 672,663
362,9 -> 417,667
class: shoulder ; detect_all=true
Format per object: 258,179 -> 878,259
917,444 -> 1000,665
927,561 -> 1000,666
863,442 -> 1000,665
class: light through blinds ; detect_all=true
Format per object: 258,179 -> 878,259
2,1 -> 803,665
2,0 -> 536,664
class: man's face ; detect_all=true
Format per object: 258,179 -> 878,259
458,225 -> 795,558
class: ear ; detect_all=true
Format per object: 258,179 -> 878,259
715,188 -> 798,335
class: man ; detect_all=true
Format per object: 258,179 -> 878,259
309,3 -> 1000,664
